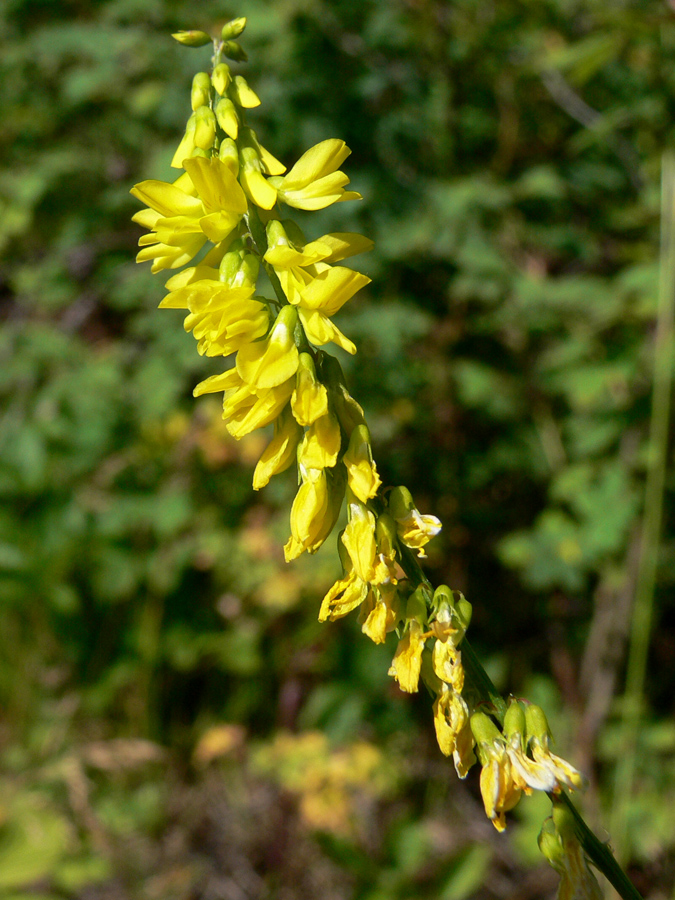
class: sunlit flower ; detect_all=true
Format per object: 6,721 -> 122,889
388,619 -> 426,693
268,139 -> 362,210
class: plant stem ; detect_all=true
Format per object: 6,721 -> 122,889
610,151 -> 675,867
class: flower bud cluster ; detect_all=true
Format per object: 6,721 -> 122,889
471,701 -> 587,832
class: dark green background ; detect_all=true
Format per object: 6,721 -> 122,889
0,0 -> 673,897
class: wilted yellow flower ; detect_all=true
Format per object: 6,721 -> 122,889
360,583 -> 399,644
268,139 -> 362,210
471,711 -> 522,832
319,568 -> 370,622
388,486 -> 442,557
432,639 -> 464,693
433,683 -> 469,757
388,619 -> 426,693
525,705 -> 587,793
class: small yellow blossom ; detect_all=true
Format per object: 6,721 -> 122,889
432,639 -> 464,692
360,584 -> 399,644
236,305 -> 300,389
319,568 -> 370,622
291,352 -> 329,426
225,379 -> 295,439
286,466 -> 329,558
342,424 -> 381,503
388,486 -> 442,558
341,499 -> 378,582
388,619 -> 426,693
433,683 -> 470,757
298,411 -> 341,469
268,139 -> 362,210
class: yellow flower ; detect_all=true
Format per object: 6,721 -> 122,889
236,305 -> 300,389
431,639 -> 464,693
291,352 -> 329,426
224,377 -> 295,440
131,173 -> 208,272
388,486 -> 442,558
342,424 -> 381,503
319,569 -> 370,622
264,221 -> 370,355
471,711 -> 522,831
298,411 -> 341,469
453,720 -> 477,779
388,619 -> 426,693
478,742 -> 522,832
285,466 -> 345,560
525,705 -> 587,793
433,683 -> 469,758
341,498 -> 378,583
253,406 -> 303,490
360,584 -> 399,644
268,139 -> 362,210
131,157 -> 247,272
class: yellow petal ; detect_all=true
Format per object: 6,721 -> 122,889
281,139 -> 350,188
387,620 -> 425,693
291,353 -> 329,426
298,411 -> 341,469
341,500 -> 377,582
298,308 -> 356,354
319,570 -> 369,622
236,306 -> 299,389
297,265 -> 370,315
183,156 -> 247,214
253,408 -> 302,490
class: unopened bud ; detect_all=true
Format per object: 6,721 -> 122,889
219,247 -> 245,284
231,75 -> 260,108
172,30 -> 212,47
503,700 -> 526,740
524,704 -> 550,742
215,97 -> 239,139
406,585 -> 430,626
470,710 -> 502,747
218,138 -> 239,174
191,72 -> 211,110
212,62 -> 231,95
221,17 -> 247,41
222,40 -> 248,62
193,105 -> 216,150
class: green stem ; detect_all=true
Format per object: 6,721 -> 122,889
610,151 -> 675,865
557,792 -> 643,900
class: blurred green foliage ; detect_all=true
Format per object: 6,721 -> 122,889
1,0 -> 675,896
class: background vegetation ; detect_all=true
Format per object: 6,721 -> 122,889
1,0 -> 674,897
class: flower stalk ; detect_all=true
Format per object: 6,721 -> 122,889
131,18 -> 643,900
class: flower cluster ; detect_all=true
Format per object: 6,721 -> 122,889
131,15 -> 591,855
